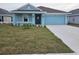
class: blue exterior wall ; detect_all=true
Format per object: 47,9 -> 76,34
45,14 -> 66,25
13,14 -> 22,24
28,14 -> 32,22
13,14 -> 33,25
41,14 -> 45,26
13,13 -> 67,26
22,14 -> 32,23
32,14 -> 35,25
15,14 -> 22,22
12,14 -> 16,25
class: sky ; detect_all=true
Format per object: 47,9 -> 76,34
0,3 -> 79,12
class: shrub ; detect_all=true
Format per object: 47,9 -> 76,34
22,23 -> 33,29
44,25 -> 46,28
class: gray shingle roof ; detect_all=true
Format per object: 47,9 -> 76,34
69,9 -> 79,14
0,8 -> 9,14
16,4 -> 41,11
38,6 -> 67,13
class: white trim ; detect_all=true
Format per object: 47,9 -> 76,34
45,13 -> 71,15
68,14 -> 79,16
11,11 -> 46,14
0,14 -> 13,16
65,15 -> 68,25
16,21 -> 32,24
11,11 -> 72,15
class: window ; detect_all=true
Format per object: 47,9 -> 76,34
27,6 -> 31,9
2,16 -> 4,22
0,16 -> 3,22
0,19 -> 2,21
37,16 -> 40,20
24,17 -> 28,22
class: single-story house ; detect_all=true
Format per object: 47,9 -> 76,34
0,8 -> 12,24
68,9 -> 79,24
11,4 -> 70,26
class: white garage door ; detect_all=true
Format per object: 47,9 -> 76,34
3,16 -> 12,23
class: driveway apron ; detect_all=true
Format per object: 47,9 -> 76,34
46,25 -> 79,54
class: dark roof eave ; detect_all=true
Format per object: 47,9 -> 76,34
38,6 -> 67,13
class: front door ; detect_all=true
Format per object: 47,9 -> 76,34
35,14 -> 41,24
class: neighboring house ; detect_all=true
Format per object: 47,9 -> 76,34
68,9 -> 79,24
11,3 -> 69,26
0,8 -> 12,24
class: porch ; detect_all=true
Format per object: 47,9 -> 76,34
12,13 -> 45,26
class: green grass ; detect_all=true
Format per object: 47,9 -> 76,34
0,24 -> 73,54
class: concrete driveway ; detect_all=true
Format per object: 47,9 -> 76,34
46,25 -> 79,54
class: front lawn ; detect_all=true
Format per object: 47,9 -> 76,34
0,24 -> 73,54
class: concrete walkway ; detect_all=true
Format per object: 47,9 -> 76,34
46,25 -> 79,54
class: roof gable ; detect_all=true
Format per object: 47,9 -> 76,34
16,4 -> 41,11
69,9 -> 79,14
0,8 -> 9,14
38,6 -> 67,13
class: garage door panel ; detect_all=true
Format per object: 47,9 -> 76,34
45,15 -> 65,25
3,16 -> 11,23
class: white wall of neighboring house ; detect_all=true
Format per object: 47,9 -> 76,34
68,15 -> 79,24
3,16 -> 12,23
